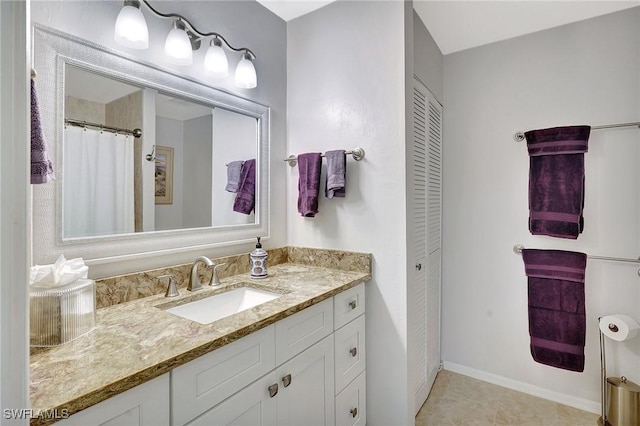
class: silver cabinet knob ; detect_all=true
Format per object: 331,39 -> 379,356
349,300 -> 357,310
350,347 -> 358,357
282,374 -> 292,388
268,383 -> 278,398
351,407 -> 358,418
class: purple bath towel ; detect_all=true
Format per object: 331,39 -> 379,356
525,126 -> 590,239
522,249 -> 587,372
233,159 -> 255,214
30,79 -> 55,184
297,153 -> 322,217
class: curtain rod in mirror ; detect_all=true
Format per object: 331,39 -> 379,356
64,119 -> 142,138
114,0 -> 257,88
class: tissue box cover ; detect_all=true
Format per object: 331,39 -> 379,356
30,278 -> 96,346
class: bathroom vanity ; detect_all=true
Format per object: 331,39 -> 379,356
29,249 -> 370,426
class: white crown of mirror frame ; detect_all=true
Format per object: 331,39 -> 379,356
31,25 -> 270,267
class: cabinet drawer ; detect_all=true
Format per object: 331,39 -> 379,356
334,283 -> 365,330
275,298 -> 333,365
335,371 -> 366,426
334,314 -> 365,393
172,325 -> 276,425
55,373 -> 169,426
186,372 -> 277,426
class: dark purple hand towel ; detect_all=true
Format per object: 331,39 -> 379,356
525,126 -> 590,239
30,79 -> 55,184
233,159 -> 256,215
522,249 -> 587,372
297,153 -> 322,217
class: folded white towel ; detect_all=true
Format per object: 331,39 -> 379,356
325,150 -> 346,198
225,161 -> 244,192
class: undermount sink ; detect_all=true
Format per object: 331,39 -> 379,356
165,286 -> 281,325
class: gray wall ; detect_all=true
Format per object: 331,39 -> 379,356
442,7 -> 640,410
287,1 -> 412,423
413,10 -> 443,104
31,0 -> 286,275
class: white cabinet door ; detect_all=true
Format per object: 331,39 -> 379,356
54,374 -> 169,426
172,325 -> 276,425
186,372 -> 277,426
275,335 -> 335,426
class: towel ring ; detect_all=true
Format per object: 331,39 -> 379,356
513,132 -> 526,142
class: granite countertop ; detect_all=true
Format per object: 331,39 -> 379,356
29,261 -> 371,425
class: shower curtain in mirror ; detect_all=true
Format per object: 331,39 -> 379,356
63,126 -> 135,238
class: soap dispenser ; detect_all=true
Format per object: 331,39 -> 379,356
250,237 -> 268,279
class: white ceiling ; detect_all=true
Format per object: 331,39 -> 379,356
257,0 -> 640,54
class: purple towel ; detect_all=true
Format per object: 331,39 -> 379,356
297,153 -> 322,217
233,159 -> 255,214
522,249 -> 587,372
525,126 -> 590,239
325,149 -> 346,198
30,79 -> 55,184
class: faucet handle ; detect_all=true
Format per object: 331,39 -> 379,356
159,274 -> 179,298
211,263 -> 227,286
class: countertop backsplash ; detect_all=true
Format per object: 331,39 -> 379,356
93,246 -> 370,309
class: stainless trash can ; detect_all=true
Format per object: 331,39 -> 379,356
605,376 -> 640,426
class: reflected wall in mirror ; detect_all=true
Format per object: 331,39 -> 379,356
62,65 -> 258,239
32,25 -> 270,265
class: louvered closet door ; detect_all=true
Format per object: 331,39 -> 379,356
412,77 -> 442,414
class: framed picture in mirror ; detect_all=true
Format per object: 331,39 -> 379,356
155,146 -> 174,205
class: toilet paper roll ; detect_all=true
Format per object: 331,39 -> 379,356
599,314 -> 640,342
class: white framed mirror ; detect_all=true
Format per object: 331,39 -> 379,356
32,24 -> 270,265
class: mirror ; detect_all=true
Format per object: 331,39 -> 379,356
32,25 -> 270,264
63,66 -> 257,238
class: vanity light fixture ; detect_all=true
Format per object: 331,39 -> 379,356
204,37 -> 229,78
113,0 -> 257,88
164,19 -> 193,66
235,53 -> 257,89
114,0 -> 149,49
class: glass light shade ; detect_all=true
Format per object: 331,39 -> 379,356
204,41 -> 229,78
235,54 -> 257,89
114,3 -> 149,49
164,21 -> 193,66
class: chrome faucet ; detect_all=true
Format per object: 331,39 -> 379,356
188,256 -> 214,292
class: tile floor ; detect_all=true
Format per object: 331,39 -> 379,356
415,370 -> 599,425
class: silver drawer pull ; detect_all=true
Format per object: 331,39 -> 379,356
268,383 -> 278,398
349,300 -> 357,310
350,407 -> 358,418
350,347 -> 357,357
282,373 -> 292,388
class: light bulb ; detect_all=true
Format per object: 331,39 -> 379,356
164,20 -> 193,66
204,38 -> 229,78
235,52 -> 257,89
114,0 -> 149,49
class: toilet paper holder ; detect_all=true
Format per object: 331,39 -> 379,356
598,315 -> 640,426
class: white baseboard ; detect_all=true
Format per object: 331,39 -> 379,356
442,361 -> 600,414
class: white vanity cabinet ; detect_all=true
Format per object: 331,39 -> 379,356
178,283 -> 366,426
56,283 -> 366,426
54,373 -> 170,426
